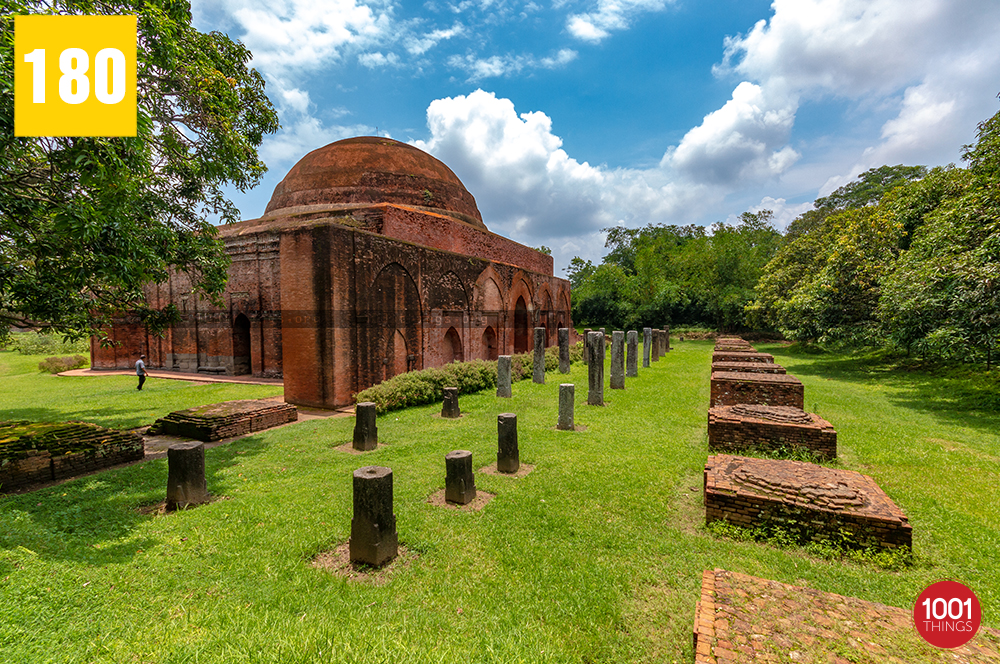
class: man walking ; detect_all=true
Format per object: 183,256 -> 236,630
136,354 -> 147,391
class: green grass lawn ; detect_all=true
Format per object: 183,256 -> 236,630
0,342 -> 998,663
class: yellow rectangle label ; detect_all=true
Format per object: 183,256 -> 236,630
14,15 -> 137,137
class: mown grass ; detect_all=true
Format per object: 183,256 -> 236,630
0,341 -> 997,662
0,352 -> 283,429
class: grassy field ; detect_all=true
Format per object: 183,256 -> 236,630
0,342 -> 997,662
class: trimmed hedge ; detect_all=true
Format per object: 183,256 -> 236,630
355,341 -> 583,414
38,355 -> 89,373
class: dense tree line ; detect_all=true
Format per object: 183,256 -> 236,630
570,103 -> 1000,366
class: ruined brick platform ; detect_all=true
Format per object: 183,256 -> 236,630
711,362 -> 786,375
711,372 -> 804,408
708,405 -> 836,460
711,351 -> 774,364
714,339 -> 755,352
693,569 -> 1000,663
146,400 -> 297,442
704,455 -> 911,549
0,421 -> 144,492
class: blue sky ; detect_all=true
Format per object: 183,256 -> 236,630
192,0 -> 1000,274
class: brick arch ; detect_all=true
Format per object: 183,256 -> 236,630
363,261 -> 422,385
430,270 -> 470,311
538,284 -> 554,345
473,265 -> 506,313
507,275 -> 534,355
558,289 -> 572,331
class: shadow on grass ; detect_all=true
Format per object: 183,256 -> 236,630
0,433 -> 271,566
0,404 -> 151,430
761,344 -> 1000,431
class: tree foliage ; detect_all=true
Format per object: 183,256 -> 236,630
0,0 -> 280,342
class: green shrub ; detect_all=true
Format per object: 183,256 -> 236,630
13,332 -> 89,356
37,355 -> 89,373
355,346 -> 578,414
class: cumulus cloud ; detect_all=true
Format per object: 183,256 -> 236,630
674,0 -> 1000,192
566,0 -> 672,43
666,82 -> 800,185
447,49 -> 578,81
412,90 -> 707,266
358,51 -> 400,68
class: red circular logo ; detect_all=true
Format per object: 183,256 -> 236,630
914,580 -> 981,649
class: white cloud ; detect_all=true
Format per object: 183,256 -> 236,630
447,49 -> 578,81
666,82 -> 800,185
725,197 -> 814,232
260,115 -> 374,165
404,23 -> 465,55
412,90 -> 708,267
358,51 -> 400,68
567,0 -> 671,43
674,0 -> 1000,192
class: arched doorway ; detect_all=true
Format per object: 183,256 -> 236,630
513,296 -> 529,354
481,326 -> 498,360
232,314 -> 251,375
444,326 -> 463,363
362,263 -> 422,389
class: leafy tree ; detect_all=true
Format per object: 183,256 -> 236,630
815,164 -> 928,210
0,0 -> 280,342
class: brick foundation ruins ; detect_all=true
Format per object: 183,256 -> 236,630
710,361 -> 785,374
147,400 -> 298,442
710,371 -> 804,408
708,404 -> 836,459
704,454 -> 911,549
711,351 -> 773,364
693,569 -> 1000,663
0,421 -> 144,492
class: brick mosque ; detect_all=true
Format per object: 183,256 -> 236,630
91,137 -> 572,409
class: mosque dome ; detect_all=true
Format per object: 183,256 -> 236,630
262,137 -> 485,229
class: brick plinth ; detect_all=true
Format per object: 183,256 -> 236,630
711,351 -> 773,364
710,371 -> 804,408
147,400 -> 298,442
708,405 -> 836,459
704,455 -> 911,550
0,421 -> 144,492
710,361 -> 785,374
693,569 -> 999,663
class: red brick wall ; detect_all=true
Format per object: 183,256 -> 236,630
710,371 -> 804,408
707,406 -> 836,459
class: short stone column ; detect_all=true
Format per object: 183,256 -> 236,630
533,327 -> 546,384
497,413 -> 519,473
599,328 -> 607,359
557,383 -> 575,430
583,328 -> 592,364
445,451 -> 476,504
557,328 -> 570,374
659,329 -> 667,357
166,442 -> 209,511
643,327 -> 652,368
353,402 -> 378,451
664,325 -> 671,352
610,330 -> 625,389
651,329 -> 660,362
587,330 -> 604,406
441,387 -> 461,418
626,330 -> 638,377
350,466 -> 398,566
497,355 -> 512,398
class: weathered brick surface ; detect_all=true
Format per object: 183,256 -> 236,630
147,400 -> 298,442
92,138 -> 573,409
693,569 -> 1000,663
704,455 -> 911,549
710,371 -> 804,408
711,351 -> 773,364
710,361 -> 786,374
708,405 -> 836,459
0,421 -> 143,492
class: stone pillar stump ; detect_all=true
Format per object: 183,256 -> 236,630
353,402 -> 378,451
651,330 -> 660,362
445,450 -> 476,504
497,413 -> 520,473
643,327 -> 651,368
497,355 -> 512,398
587,331 -> 604,406
557,328 -> 570,374
350,466 -> 398,566
558,384 -> 575,431
583,329 -> 592,365
626,330 -> 638,377
599,328 -> 607,359
441,387 -> 461,418
166,442 -> 209,511
533,327 -> 546,384
610,331 -> 625,389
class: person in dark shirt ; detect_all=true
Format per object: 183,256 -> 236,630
136,354 -> 147,391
